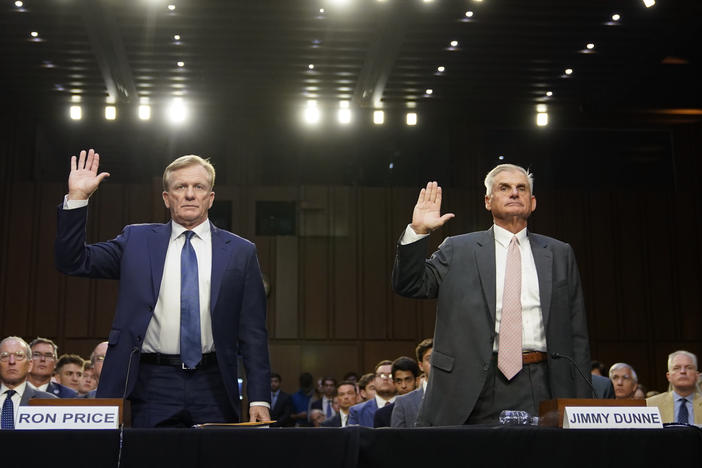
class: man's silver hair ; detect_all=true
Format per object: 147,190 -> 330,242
667,350 -> 698,371
0,336 -> 32,356
608,362 -> 638,383
484,164 -> 534,197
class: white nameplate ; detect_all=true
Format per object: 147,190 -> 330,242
563,406 -> 662,429
16,406 -> 119,430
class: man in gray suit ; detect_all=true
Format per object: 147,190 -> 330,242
392,338 -> 433,427
392,164 -> 591,426
1,336 -> 56,429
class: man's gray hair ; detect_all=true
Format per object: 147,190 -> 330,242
608,362 -> 638,383
667,350 -> 698,371
484,164 -> 534,197
29,337 -> 58,357
0,336 -> 32,356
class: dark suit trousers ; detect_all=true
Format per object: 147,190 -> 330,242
466,354 -> 551,425
130,361 -> 236,428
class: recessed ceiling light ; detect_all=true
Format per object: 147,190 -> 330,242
642,0 -> 655,8
450,40 -> 458,47
168,4 -> 176,11
406,112 -> 418,126
30,31 -> 39,38
319,8 -> 325,13
69,105 -> 82,121
546,91 -> 553,97
536,112 -> 549,127
425,89 -> 433,95
174,34 -> 181,41
308,64 -> 315,70
373,110 -> 385,125
437,66 -> 445,73
586,43 -> 595,50
611,13 -> 621,21
564,68 -> 573,75
536,104 -> 547,113
465,11 -> 474,17
177,61 -> 184,67
15,1 -> 23,7
498,155 -> 505,161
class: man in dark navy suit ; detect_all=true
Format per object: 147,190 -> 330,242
27,337 -> 77,398
55,149 -> 271,427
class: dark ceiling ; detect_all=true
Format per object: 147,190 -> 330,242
1,0 -> 701,127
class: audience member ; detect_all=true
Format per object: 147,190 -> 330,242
26,337 -> 77,398
54,354 -> 85,392
358,373 -> 376,402
374,356 -> 420,428
78,363 -> 97,397
270,373 -> 293,427
85,341 -> 107,398
609,363 -> 639,399
1,336 -> 56,429
591,360 -> 606,376
647,350 -> 701,424
343,372 -> 359,384
311,377 -> 337,420
633,383 -> 647,400
309,409 -> 325,427
322,381 -> 357,427
349,360 -> 394,427
392,339 -> 433,427
291,372 -> 315,426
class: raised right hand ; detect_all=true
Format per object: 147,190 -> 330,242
67,149 -> 110,200
410,181 -> 455,234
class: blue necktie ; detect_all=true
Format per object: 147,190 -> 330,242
180,230 -> 202,369
678,397 -> 690,424
326,400 -> 332,418
1,389 -> 16,429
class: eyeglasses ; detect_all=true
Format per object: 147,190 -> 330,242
31,352 -> 56,361
375,373 -> 392,380
93,355 -> 105,362
670,365 -> 697,373
0,351 -> 27,362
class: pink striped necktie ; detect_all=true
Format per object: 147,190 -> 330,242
498,235 -> 522,380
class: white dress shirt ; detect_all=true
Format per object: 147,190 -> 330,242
375,394 -> 396,408
1,381 -> 27,425
400,223 -> 546,352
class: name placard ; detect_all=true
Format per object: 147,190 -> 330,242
563,406 -> 662,429
16,406 -> 119,430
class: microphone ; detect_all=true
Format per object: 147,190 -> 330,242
122,336 -> 142,400
551,352 -> 596,398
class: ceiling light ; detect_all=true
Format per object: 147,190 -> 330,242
373,110 -> 385,125
15,1 -> 23,7
437,66 -> 445,73
337,101 -> 351,125
69,105 -> 82,121
425,89 -> 433,95
70,95 -> 81,103
167,97 -> 187,124
168,4 -> 176,11
611,13 -> 621,21
30,31 -> 39,38
174,34 -> 181,41
304,100 -> 320,125
536,104 -> 547,113
586,43 -> 595,50
105,106 -> 117,121
319,8 -> 325,13
406,112 -> 417,126
642,0 -> 655,7
546,91 -> 553,97
536,112 -> 549,127
177,61 -> 184,67
498,155 -> 505,161
308,64 -> 315,70
450,40 -> 458,47
564,68 -> 573,75
465,11 -> 474,17
138,105 -> 151,121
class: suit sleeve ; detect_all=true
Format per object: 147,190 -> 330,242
392,235 -> 453,299
237,244 -> 272,404
390,399 -> 407,428
348,405 -> 359,426
55,204 -> 124,279
567,244 -> 592,398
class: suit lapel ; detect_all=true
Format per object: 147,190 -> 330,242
694,393 -> 702,424
529,232 -> 553,328
148,223 -> 171,305
475,227 -> 497,326
210,223 -> 232,314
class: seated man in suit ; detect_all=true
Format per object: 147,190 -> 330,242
26,337 -> 77,398
647,350 -> 702,424
1,336 -> 56,429
609,362 -> 639,399
357,373 -> 376,403
349,360 -> 394,427
322,381 -> 357,427
78,363 -> 97,397
270,373 -> 293,427
374,356 -> 420,428
392,338 -> 433,427
54,354 -> 85,393
310,376 -> 337,420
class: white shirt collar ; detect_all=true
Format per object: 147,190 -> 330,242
375,394 -> 396,407
170,219 -> 211,242
1,380 -> 27,398
494,224 -> 528,248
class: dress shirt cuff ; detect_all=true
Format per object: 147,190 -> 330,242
400,224 -> 430,245
249,401 -> 270,408
63,195 -> 89,210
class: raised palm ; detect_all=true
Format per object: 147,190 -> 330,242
68,149 -> 110,200
411,181 -> 455,234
